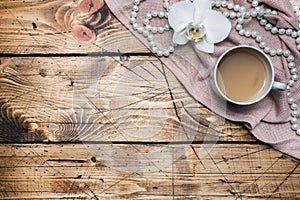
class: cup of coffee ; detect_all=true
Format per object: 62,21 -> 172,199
213,45 -> 286,105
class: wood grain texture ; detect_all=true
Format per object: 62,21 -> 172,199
0,144 -> 299,199
0,0 -> 148,54
0,56 -> 250,142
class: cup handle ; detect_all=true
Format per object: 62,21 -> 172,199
272,81 -> 287,91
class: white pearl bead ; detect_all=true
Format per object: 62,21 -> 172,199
130,17 -> 136,24
152,11 -> 158,17
258,9 -> 264,16
286,29 -> 293,35
278,28 -> 286,34
260,19 -> 267,25
264,46 -> 270,53
151,47 -> 157,53
245,30 -> 251,37
215,1 -> 221,7
164,24 -> 170,31
264,9 -> 271,15
296,37 -> 300,44
292,32 -> 298,38
292,74 -> 299,81
287,91 -> 292,97
168,46 -> 174,53
158,11 -> 165,18
271,27 -> 278,34
157,50 -> 163,57
163,2 -> 169,9
251,31 -> 258,38
288,62 -> 295,69
292,110 -> 299,117
297,45 -> 300,51
147,34 -> 154,41
243,12 -> 250,18
230,12 -> 236,18
137,27 -> 144,33
287,56 -> 294,62
133,5 -> 139,11
227,3 -> 234,9
133,0 -> 140,5
221,1 -> 227,7
133,23 -> 138,30
284,50 -> 291,57
158,27 -> 164,33
149,41 -> 155,47
292,124 -> 298,130
270,49 -> 276,56
271,10 -> 277,15
239,29 -> 245,35
291,68 -> 298,75
291,103 -> 298,110
291,117 -> 298,124
259,41 -> 266,48
296,129 -> 300,135
234,5 -> 240,11
252,1 -> 259,7
151,27 -> 158,33
240,6 -> 246,13
146,13 -> 152,19
288,80 -> 295,87
131,11 -> 138,18
251,10 -> 258,17
265,24 -> 272,30
143,19 -> 149,25
163,50 -> 170,57
288,97 -> 295,104
143,30 -> 149,37
256,36 -> 263,42
276,49 -> 283,55
223,12 -> 229,17
237,18 -> 244,24
146,25 -> 151,30
236,24 -> 242,31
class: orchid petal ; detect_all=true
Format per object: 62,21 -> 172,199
193,0 -> 211,24
195,38 -> 214,53
168,1 -> 194,32
173,31 -> 189,45
202,10 -> 232,43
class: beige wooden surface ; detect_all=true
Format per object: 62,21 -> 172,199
0,0 -> 299,199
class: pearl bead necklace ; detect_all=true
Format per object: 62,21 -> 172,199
130,0 -> 300,136
130,0 -> 174,57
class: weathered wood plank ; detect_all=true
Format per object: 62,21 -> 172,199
0,56 -> 250,142
0,143 -> 299,199
0,0 -> 148,54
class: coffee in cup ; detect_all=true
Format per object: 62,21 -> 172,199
213,45 -> 286,105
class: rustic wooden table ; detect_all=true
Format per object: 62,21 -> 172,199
0,0 -> 299,199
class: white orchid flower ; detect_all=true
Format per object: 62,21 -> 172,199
168,0 -> 232,53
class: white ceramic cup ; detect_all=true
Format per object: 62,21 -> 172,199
213,45 -> 286,105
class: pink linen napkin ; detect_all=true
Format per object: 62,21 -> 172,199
105,0 -> 300,159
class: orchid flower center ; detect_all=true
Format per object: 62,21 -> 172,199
185,23 -> 206,42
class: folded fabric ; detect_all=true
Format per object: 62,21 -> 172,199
105,0 -> 300,159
